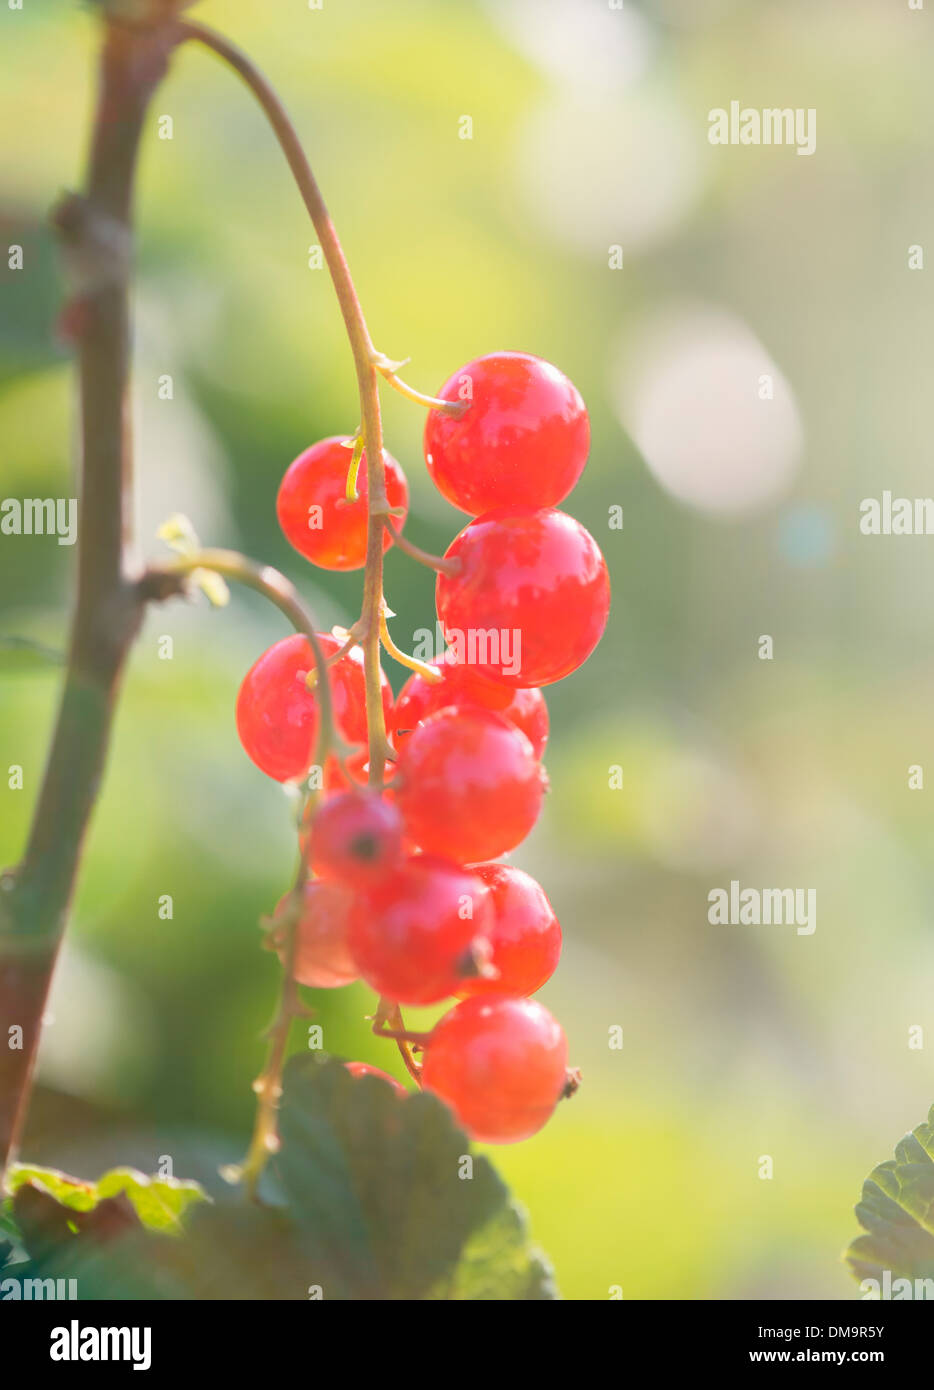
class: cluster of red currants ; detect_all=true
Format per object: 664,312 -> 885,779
235,352 -> 610,1143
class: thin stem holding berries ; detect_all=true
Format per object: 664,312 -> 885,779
144,546 -> 363,1197
383,518 -> 461,577
143,547 -> 341,763
175,19 -> 394,788
374,1002 -> 424,1085
370,352 -> 467,416
378,604 -> 444,683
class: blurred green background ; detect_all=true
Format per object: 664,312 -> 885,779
3,0 -> 934,1299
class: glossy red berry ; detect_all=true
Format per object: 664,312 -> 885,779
421,996 -> 569,1143
501,687 -> 550,761
344,1062 -> 407,1096
346,855 -> 493,1005
424,352 -> 589,515
456,864 -> 561,999
392,660 -> 549,759
436,506 -> 610,688
274,881 -> 357,989
307,790 -> 404,884
277,436 -> 408,571
394,707 -> 544,864
236,633 -> 391,781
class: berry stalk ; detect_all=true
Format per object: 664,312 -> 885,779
176,19 -> 395,789
141,549 -> 346,1196
145,548 -> 341,766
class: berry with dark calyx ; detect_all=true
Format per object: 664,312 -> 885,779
392,660 -> 549,759
236,633 -> 391,782
424,351 -> 589,515
277,436 -> 408,571
347,854 -> 494,1005
307,790 -> 404,884
344,1062 -> 407,1096
421,996 -> 570,1143
394,707 -> 544,864
274,881 -> 357,989
456,863 -> 561,999
436,506 -> 610,688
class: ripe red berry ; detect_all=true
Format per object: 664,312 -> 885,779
346,854 -> 493,1005
277,436 -> 408,570
392,660 -> 549,759
344,1061 -> 407,1096
501,687 -> 550,761
456,864 -> 561,999
435,506 -> 610,687
274,881 -> 357,989
236,633 -> 392,781
307,790 -> 404,884
421,996 -> 569,1143
394,707 -> 544,864
424,352 -> 589,515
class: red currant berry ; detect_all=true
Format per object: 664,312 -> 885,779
274,881 -> 357,989
421,996 -> 569,1143
394,707 -> 544,864
236,634 -> 391,781
236,634 -> 320,782
344,1061 -> 407,1096
277,436 -> 408,571
347,854 -> 493,1005
392,660 -> 549,759
424,352 -> 589,515
456,864 -> 561,999
307,790 -> 404,884
435,506 -> 610,687
501,687 -> 549,761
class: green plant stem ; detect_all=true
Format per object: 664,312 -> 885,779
384,518 -> 460,577
176,20 -> 394,788
379,604 -> 443,683
0,17 -> 177,1181
370,355 -> 465,416
145,549 -> 339,761
379,1003 -> 423,1085
239,883 -> 305,1199
143,548 -> 338,1197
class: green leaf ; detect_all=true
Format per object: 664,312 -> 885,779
0,1200 -> 20,1242
7,1166 -> 98,1212
0,1197 -> 25,1269
425,1202 -> 559,1300
845,1104 -> 934,1287
13,1204 -> 318,1301
94,1169 -> 210,1233
7,1164 -> 209,1234
7,1061 -> 556,1300
271,1055 -> 557,1299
